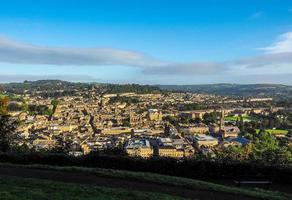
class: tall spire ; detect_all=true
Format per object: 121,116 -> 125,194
220,109 -> 224,130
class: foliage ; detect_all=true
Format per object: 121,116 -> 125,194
214,144 -> 252,162
1,80 -> 163,99
232,129 -> 292,166
178,103 -> 201,111
51,99 -> 59,107
26,104 -> 53,116
203,112 -> 220,124
158,83 -> 292,99
0,152 -> 291,183
0,96 -> 9,115
0,96 -> 18,152
105,84 -> 161,94
7,102 -> 23,112
162,116 -> 179,126
251,130 -> 279,157
0,115 -> 18,152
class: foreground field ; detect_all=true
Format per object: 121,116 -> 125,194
0,175 -> 185,200
0,163 -> 291,200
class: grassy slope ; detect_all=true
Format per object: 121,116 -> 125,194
0,163 -> 291,200
0,175 -> 184,200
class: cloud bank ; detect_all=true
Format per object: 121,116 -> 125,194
0,36 -> 165,67
1,32 -> 292,76
0,36 -> 222,75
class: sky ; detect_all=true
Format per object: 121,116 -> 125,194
1,0 -> 292,84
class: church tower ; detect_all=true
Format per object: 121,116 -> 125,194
219,109 -> 225,131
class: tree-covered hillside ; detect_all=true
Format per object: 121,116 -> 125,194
0,80 -> 161,97
158,84 -> 292,98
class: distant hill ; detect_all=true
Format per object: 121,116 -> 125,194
2,80 -> 292,98
158,84 -> 292,98
0,80 -> 161,97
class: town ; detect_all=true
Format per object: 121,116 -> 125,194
1,80 -> 291,160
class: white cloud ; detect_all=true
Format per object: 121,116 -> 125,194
0,36 -> 224,75
260,32 -> 292,54
0,36 -> 165,67
230,32 -> 292,68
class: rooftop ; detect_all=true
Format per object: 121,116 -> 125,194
126,138 -> 151,149
194,134 -> 217,141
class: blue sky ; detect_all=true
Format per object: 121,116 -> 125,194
1,0 -> 292,84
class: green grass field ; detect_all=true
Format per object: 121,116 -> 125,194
1,163 -> 291,200
225,115 -> 258,122
256,129 -> 288,135
0,175 -> 184,200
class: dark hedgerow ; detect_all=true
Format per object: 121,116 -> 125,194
0,152 -> 291,184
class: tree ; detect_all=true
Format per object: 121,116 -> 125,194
239,116 -> 244,131
0,96 -> 9,115
0,115 -> 18,152
260,147 -> 292,166
51,99 -> 59,107
122,118 -> 131,127
251,130 -> 279,160
191,117 -> 202,124
0,96 -> 18,152
180,115 -> 191,124
203,112 -> 220,124
163,116 -> 179,126
287,130 -> 292,138
215,144 -> 252,162
49,99 -> 59,121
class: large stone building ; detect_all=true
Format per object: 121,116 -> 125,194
158,146 -> 184,157
125,138 -> 153,158
148,109 -> 162,121
157,137 -> 194,158
179,124 -> 209,135
193,134 -> 218,148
